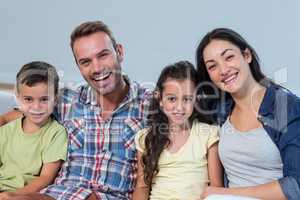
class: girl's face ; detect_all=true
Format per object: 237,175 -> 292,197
203,39 -> 254,95
160,79 -> 195,127
16,82 -> 56,127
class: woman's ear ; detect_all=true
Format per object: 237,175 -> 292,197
243,48 -> 252,64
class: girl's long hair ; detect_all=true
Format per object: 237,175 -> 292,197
142,60 -> 199,186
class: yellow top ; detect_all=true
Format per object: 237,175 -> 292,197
135,120 -> 219,200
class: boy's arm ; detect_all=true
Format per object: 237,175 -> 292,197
207,142 -> 223,187
13,160 -> 62,194
0,110 -> 22,126
132,151 -> 150,200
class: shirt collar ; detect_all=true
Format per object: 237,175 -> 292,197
258,83 -> 277,116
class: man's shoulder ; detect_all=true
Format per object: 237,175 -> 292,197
58,84 -> 88,104
131,80 -> 152,102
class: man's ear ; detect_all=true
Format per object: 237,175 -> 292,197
116,44 -> 124,62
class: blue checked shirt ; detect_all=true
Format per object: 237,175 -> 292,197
41,77 -> 151,200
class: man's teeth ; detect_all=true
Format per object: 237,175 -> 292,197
94,72 -> 111,81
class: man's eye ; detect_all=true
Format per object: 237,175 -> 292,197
80,60 -> 90,66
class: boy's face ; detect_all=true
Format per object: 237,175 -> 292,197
16,82 -> 56,127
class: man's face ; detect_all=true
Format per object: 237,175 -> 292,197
73,32 -> 124,96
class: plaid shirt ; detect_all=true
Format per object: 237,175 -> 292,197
41,77 -> 151,200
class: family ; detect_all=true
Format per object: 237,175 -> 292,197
0,20 -> 299,200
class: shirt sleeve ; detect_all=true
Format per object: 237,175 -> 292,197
42,125 -> 68,163
207,125 -> 220,149
278,130 -> 300,200
134,128 -> 148,153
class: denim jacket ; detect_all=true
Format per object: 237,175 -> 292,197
217,84 -> 300,200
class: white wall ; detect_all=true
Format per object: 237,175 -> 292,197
0,0 -> 299,95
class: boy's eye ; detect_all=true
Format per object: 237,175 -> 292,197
23,97 -> 32,103
40,97 -> 49,103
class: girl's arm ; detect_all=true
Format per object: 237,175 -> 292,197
207,142 -> 223,187
13,160 -> 63,194
132,151 -> 150,200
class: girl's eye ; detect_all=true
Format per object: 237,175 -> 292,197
167,96 -> 176,102
184,97 -> 193,102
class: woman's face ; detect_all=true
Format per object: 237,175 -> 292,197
202,39 -> 253,94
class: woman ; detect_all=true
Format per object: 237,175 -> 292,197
196,28 -> 300,200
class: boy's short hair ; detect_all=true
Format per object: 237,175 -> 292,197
16,61 -> 59,95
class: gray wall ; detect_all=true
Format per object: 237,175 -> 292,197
1,0 -> 299,95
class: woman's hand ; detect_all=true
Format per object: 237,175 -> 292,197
201,186 -> 226,199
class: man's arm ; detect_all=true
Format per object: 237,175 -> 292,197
0,110 -> 22,126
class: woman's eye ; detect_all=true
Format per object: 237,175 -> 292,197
207,64 -> 216,70
226,55 -> 234,61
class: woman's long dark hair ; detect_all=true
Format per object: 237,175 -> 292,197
195,28 -> 272,122
142,60 -> 198,186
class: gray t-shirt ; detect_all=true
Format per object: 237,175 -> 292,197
219,118 -> 283,187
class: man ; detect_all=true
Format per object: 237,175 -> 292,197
1,21 -> 151,200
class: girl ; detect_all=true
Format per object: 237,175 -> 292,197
196,28 -> 300,200
132,61 -> 223,200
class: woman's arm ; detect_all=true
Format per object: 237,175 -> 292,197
13,160 -> 62,194
207,142 -> 223,187
132,151 -> 150,200
201,180 -> 287,200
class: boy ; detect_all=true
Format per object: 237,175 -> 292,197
0,61 -> 67,198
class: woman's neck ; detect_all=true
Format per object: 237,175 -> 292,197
231,80 -> 266,113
